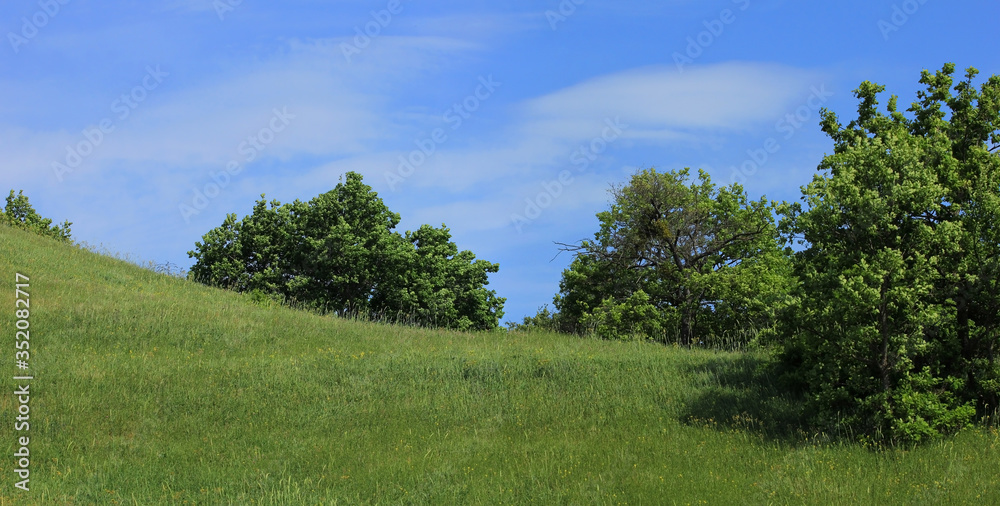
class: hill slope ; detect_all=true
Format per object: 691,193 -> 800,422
1,224 -> 998,504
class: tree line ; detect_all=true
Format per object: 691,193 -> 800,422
518,63 -> 1000,444
7,63 -> 997,445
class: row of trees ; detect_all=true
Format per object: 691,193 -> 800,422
520,64 -> 1000,444
10,62 -> 987,445
187,172 -> 505,331
2,181 -> 504,331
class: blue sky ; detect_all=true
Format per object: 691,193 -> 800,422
3,0 -> 998,324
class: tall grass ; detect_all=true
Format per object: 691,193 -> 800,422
1,223 -> 998,504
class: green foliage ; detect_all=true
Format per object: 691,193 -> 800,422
550,168 -> 791,347
246,287 -> 285,308
188,171 -> 504,330
1,189 -> 72,241
4,223 -> 1000,503
580,290 -> 669,342
508,304 -> 559,332
539,251 -> 629,335
383,224 -> 505,331
779,63 -> 1000,445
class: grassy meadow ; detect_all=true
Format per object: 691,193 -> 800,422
1,223 -> 998,504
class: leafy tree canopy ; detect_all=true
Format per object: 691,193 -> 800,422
530,167 -> 791,347
188,172 -> 505,331
778,63 -> 1000,445
2,190 -> 72,241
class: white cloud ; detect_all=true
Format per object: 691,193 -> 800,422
521,62 -> 823,131
0,19 -> 831,281
386,61 -> 827,193
0,35 -> 473,187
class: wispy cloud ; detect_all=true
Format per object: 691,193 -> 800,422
521,62 -> 822,132
387,61 -> 826,193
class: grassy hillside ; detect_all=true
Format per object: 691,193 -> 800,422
1,223 -> 998,505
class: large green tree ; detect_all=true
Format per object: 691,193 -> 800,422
779,64 -> 1000,444
188,172 -> 505,330
549,168 -> 790,346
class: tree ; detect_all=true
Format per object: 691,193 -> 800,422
188,172 -> 505,330
554,168 -> 789,346
779,64 -> 1000,444
378,224 -> 505,331
282,172 -> 405,314
1,190 -> 72,241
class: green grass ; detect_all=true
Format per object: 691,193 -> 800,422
1,223 -> 999,505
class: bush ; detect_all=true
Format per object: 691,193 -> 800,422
188,172 -> 505,331
778,64 -> 1000,444
2,190 -> 72,241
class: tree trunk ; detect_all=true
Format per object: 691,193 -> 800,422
679,288 -> 696,347
680,310 -> 695,347
879,279 -> 892,393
